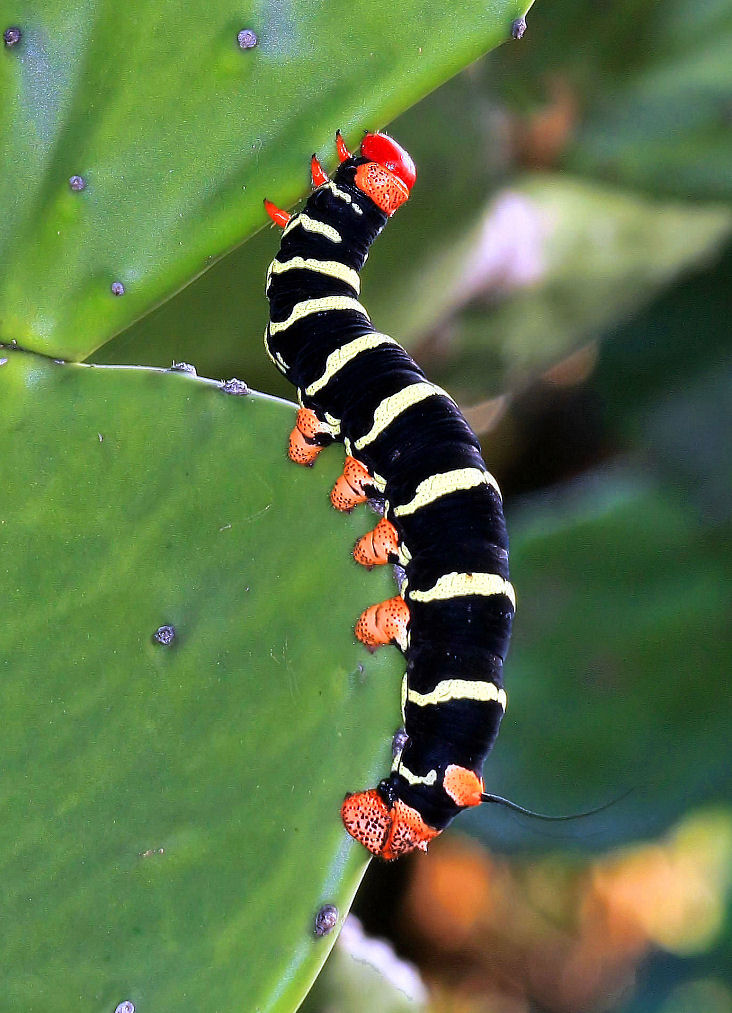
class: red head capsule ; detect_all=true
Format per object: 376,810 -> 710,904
360,133 -> 417,191
354,132 -> 417,216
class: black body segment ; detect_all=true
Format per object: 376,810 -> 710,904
265,153 -> 515,843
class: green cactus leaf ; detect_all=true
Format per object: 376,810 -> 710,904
0,347 -> 404,1010
0,0 -> 532,361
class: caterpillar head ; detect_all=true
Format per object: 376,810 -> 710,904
341,788 -> 440,860
355,133 -> 417,217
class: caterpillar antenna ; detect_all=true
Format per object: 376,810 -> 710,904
480,787 -> 634,823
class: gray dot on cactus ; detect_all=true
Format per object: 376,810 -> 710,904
3,26 -> 22,46
511,16 -> 527,39
221,377 -> 250,396
153,625 -> 176,647
169,361 -> 197,375
313,904 -> 338,937
114,1003 -> 135,1013
111,281 -> 125,296
69,175 -> 87,192
237,28 -> 258,49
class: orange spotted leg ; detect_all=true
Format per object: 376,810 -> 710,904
263,198 -> 291,228
288,408 -> 336,466
355,595 -> 409,652
353,517 -> 400,568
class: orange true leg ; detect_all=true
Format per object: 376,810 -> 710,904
288,408 -> 334,467
310,154 -> 329,187
335,129 -> 351,163
330,456 -> 373,511
353,518 -> 400,568
355,595 -> 409,652
263,198 -> 292,228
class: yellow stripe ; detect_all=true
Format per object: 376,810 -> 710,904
408,572 -> 516,609
354,382 -> 448,451
407,679 -> 507,710
397,764 -> 438,788
394,468 -> 501,517
323,180 -> 364,214
400,673 -> 408,724
283,213 -> 342,244
305,332 -> 398,397
268,296 -> 369,336
264,326 -> 289,372
267,256 -> 360,294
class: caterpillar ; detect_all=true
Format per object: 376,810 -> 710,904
264,132 -> 515,860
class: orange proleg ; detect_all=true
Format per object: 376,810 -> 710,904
330,456 -> 373,511
353,518 -> 400,568
355,595 -> 409,651
341,790 -> 440,861
288,408 -> 334,466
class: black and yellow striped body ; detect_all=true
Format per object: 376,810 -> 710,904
265,151 -> 514,847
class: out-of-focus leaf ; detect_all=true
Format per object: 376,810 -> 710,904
0,0 -> 532,360
423,177 -> 730,401
491,0 -> 732,200
569,0 -> 732,201
643,367 -> 732,526
588,242 -> 732,521
0,348 -> 404,1010
595,240 -> 732,428
473,239 -> 732,498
